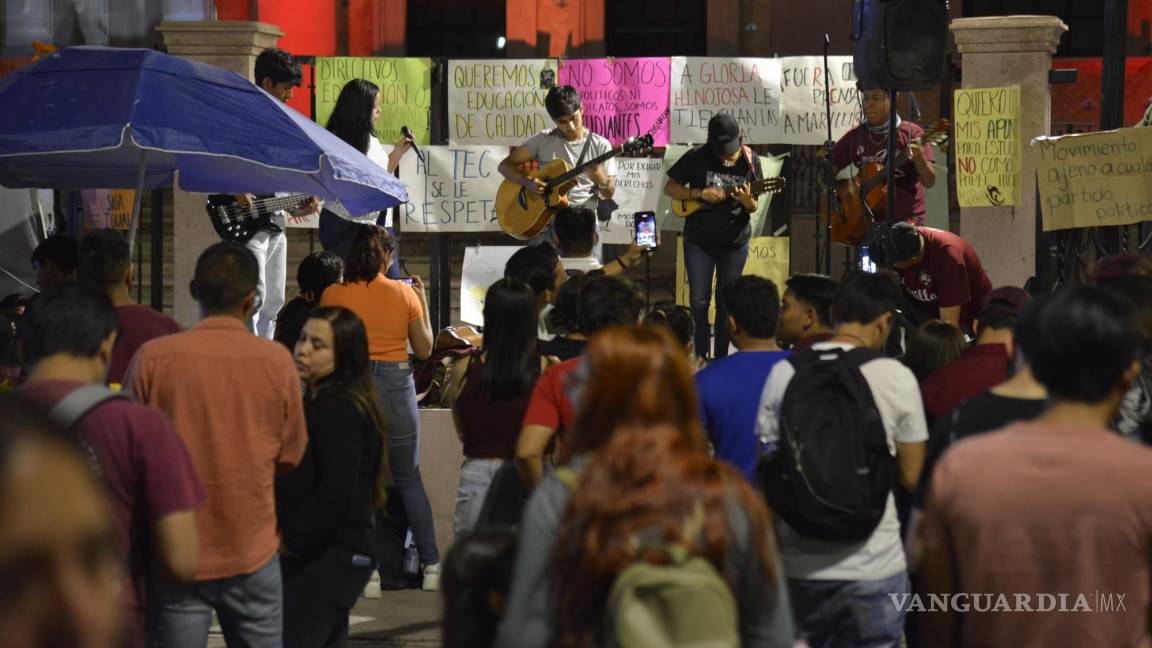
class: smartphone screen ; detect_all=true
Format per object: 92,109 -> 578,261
634,211 -> 657,250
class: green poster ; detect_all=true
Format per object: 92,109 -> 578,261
314,57 -> 433,146
656,145 -> 785,237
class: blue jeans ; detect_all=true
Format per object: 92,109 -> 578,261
787,571 -> 909,648
453,458 -> 505,538
150,556 -> 282,648
683,238 -> 748,359
371,360 -> 440,565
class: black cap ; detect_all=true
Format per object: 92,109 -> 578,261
888,222 -> 923,263
707,113 -> 741,157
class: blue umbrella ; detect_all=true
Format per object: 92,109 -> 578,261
0,46 -> 407,252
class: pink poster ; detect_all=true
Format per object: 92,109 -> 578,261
558,57 -> 671,147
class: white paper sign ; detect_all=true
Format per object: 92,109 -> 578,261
460,246 -> 522,325
397,145 -> 507,232
779,56 -> 860,146
670,57 -> 783,144
600,157 -> 665,244
448,59 -> 558,145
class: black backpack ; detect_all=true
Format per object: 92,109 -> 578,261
760,347 -> 895,542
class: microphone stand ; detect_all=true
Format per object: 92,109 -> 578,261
876,88 -> 898,271
819,34 -> 840,275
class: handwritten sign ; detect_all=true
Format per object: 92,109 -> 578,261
81,189 -> 134,230
397,145 -> 507,232
779,56 -> 859,146
1034,127 -> 1152,231
675,236 -> 790,323
460,246 -> 522,325
600,157 -> 665,244
448,59 -> 558,145
655,147 -> 785,237
954,86 -> 1020,207
670,57 -> 783,144
314,57 -> 432,146
558,57 -> 671,146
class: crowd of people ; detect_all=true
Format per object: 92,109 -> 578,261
4,46 -> 1152,648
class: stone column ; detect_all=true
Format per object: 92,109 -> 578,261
950,16 -> 1067,287
156,21 -> 283,326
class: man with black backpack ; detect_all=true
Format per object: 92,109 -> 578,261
756,270 -> 927,647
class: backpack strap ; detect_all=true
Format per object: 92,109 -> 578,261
838,346 -> 883,370
48,384 -> 128,429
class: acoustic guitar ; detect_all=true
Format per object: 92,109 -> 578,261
829,120 -> 950,246
496,134 -> 653,240
671,176 -> 788,218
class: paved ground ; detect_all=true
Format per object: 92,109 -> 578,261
206,588 -> 443,647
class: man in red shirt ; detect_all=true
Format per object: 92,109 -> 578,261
516,275 -> 645,488
78,229 -> 181,386
19,283 -> 204,648
920,286 -> 1030,423
887,223 -> 992,332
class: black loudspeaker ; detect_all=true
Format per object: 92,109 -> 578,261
852,0 -> 950,91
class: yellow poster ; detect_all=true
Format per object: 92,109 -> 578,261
81,189 -> 134,230
314,57 -> 433,145
675,236 -> 790,323
954,85 -> 1021,207
1034,126 -> 1152,231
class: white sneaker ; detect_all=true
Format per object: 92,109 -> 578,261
362,571 -> 382,599
421,563 -> 441,592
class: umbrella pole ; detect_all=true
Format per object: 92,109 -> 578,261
126,150 -> 149,256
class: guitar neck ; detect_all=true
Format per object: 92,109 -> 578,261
233,194 -> 309,215
550,146 -> 626,188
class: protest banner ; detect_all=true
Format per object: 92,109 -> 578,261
81,189 -> 134,230
675,236 -> 790,323
656,148 -> 785,237
448,59 -> 558,145
954,85 -> 1021,207
397,145 -> 507,232
1035,126 -> 1152,231
314,57 -> 432,145
779,56 -> 859,146
670,57 -> 783,144
558,57 -> 671,147
600,157 -> 665,244
460,246 -> 522,325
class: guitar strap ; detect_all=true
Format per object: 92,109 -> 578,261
742,144 -> 761,181
575,132 -> 594,169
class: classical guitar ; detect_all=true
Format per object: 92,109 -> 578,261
671,176 -> 788,218
204,194 -> 312,243
496,134 -> 654,240
830,120 -> 950,246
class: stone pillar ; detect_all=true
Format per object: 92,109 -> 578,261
156,21 -> 283,326
950,16 -> 1067,287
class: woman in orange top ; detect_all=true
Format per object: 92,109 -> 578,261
320,225 -> 441,589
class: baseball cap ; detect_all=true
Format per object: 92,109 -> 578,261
708,113 -> 741,157
979,286 -> 1030,319
887,222 -> 922,263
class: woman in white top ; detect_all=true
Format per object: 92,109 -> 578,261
321,79 -> 413,266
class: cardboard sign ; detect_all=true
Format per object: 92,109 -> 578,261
600,157 -> 665,244
954,86 -> 1021,207
1035,127 -> 1152,231
448,59 -> 558,145
397,145 -> 507,232
81,189 -> 134,230
779,56 -> 859,146
670,57 -> 783,144
314,57 -> 433,145
558,57 -> 671,146
460,245 -> 521,325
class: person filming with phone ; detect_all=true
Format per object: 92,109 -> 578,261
552,207 -> 645,276
664,113 -> 762,359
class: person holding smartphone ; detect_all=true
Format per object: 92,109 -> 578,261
664,113 -> 762,359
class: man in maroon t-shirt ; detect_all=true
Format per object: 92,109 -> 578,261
19,283 -> 204,648
832,87 -> 937,225
887,223 -> 992,332
79,230 -> 181,386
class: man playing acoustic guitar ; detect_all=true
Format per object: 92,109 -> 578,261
497,85 -> 617,254
832,86 -> 936,227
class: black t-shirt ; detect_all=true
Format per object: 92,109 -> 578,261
667,145 -> 762,255
913,391 -> 1047,508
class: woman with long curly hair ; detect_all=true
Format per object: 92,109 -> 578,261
494,326 -> 794,648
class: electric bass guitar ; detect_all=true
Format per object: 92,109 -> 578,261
671,176 -> 788,217
496,134 -> 654,240
830,120 -> 950,246
205,194 -> 313,243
